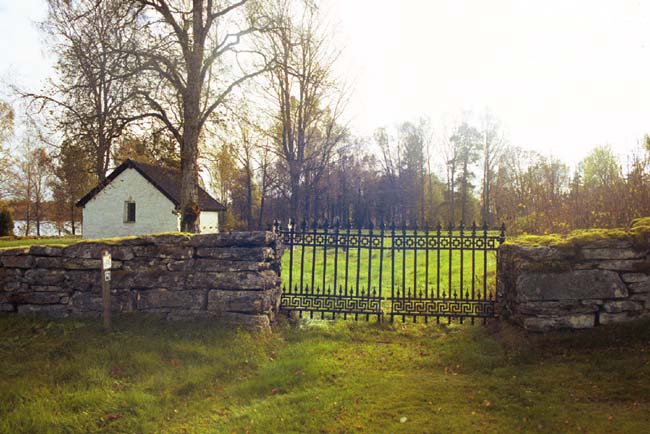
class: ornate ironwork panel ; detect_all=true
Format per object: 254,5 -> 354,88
274,220 -> 506,323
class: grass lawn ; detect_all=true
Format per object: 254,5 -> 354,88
1,315 -> 649,433
0,237 -> 80,250
281,246 -> 497,299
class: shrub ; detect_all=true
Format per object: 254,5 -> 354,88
0,208 -> 14,236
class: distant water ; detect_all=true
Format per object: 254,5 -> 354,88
11,221 -> 82,237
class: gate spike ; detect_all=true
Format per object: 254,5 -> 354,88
339,285 -> 343,295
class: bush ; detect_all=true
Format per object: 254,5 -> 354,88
0,208 -> 14,236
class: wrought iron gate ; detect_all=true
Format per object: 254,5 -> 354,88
274,221 -> 506,324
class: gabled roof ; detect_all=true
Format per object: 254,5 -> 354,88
76,159 -> 226,212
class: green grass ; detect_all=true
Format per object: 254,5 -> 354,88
281,246 -> 497,299
1,315 -> 649,433
0,236 -> 81,250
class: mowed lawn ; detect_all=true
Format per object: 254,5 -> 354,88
1,315 -> 649,434
281,244 -> 498,299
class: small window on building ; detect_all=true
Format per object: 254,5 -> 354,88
124,201 -> 136,223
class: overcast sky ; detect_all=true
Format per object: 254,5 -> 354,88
3,0 -> 650,166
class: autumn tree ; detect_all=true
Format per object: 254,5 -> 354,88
0,100 -> 14,199
24,0 -> 140,182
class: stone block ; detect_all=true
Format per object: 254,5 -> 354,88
597,260 -> 646,271
29,245 -> 64,257
521,314 -> 595,332
70,290 -> 136,313
579,239 -> 633,249
63,259 -> 103,270
207,288 -> 281,314
516,270 -> 627,301
516,301 -> 599,316
602,300 -> 645,313
195,247 -> 274,262
16,304 -> 69,316
1,255 -> 34,268
132,245 -> 193,260
23,269 -> 66,285
621,273 -> 650,284
187,270 -> 280,291
63,244 -> 134,261
192,259 -> 270,272
10,292 -> 64,305
0,303 -> 15,312
0,248 -> 29,256
135,289 -> 206,310
110,270 -> 186,289
628,281 -> 650,293
599,311 -> 649,325
581,248 -> 643,260
64,271 -> 99,291
33,257 -> 63,269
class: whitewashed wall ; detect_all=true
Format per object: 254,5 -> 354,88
199,211 -> 219,234
82,168 -> 179,239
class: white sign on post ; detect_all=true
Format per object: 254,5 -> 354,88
104,270 -> 111,282
102,252 -> 112,270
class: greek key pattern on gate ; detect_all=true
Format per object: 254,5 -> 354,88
280,294 -> 382,315
390,298 -> 495,317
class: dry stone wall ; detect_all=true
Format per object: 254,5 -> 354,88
498,237 -> 650,332
0,232 -> 283,332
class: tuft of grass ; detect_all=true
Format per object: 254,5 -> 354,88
0,315 -> 649,433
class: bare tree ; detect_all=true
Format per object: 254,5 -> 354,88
131,0 -> 270,232
261,0 -> 347,221
22,0 -> 140,182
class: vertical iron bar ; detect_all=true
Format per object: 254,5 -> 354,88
355,224 -> 362,320
288,218 -> 294,299
310,220 -> 317,320
436,222 -> 441,324
390,222 -> 396,323
322,220 -> 328,297
459,222 -> 465,324
447,222 -> 453,325
413,222 -> 418,323
333,219 -> 340,294
425,222 -> 429,300
300,220 -> 306,292
471,222 -> 476,325
379,221 -> 385,321
402,222 -> 407,323
367,223 -> 374,321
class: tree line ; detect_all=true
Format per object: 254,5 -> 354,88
1,0 -> 649,236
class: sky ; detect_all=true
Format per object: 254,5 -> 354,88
2,0 -> 650,166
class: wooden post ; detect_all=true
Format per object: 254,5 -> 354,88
101,250 -> 112,332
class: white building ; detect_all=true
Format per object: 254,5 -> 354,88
76,159 -> 225,239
